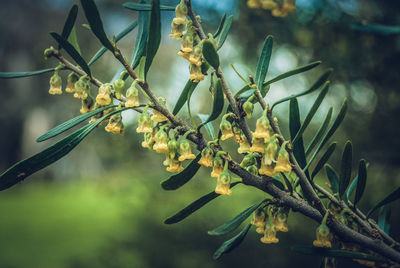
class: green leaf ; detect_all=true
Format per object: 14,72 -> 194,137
213,13 -> 226,38
311,142 -> 336,179
202,40 -> 220,70
378,206 -> 391,234
307,100 -> 347,168
213,223 -> 251,260
80,0 -> 114,51
280,173 -> 293,193
144,0 -> 161,77
291,246 -> 386,262
50,32 -> 91,77
339,141 -> 353,198
367,187 -> 400,218
197,78 -> 224,131
271,69 -> 332,110
292,82 -> 330,144
36,105 -> 117,142
305,108 -> 332,156
198,114 -> 216,140
208,201 -> 264,236
173,80 -> 198,115
123,2 -> 175,11
60,4 -> 79,50
216,15 -> 233,50
234,84 -> 252,99
255,35 -> 273,92
138,56 -> 146,82
67,27 -> 81,55
164,182 -> 241,224
161,154 -> 201,190
130,11 -> 150,69
354,159 -> 367,205
325,164 -> 339,194
0,68 -> 55,79
289,98 -> 308,171
89,20 -> 138,66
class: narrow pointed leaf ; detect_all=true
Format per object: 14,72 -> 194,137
311,142 -> 336,179
0,68 -> 55,79
67,27 -> 81,55
255,35 -> 273,92
213,13 -> 226,38
50,32 -> 91,77
353,159 -> 367,205
378,206 -> 391,234
325,164 -> 339,194
198,114 -> 216,140
164,182 -> 241,224
280,173 -> 293,193
173,80 -> 198,115
291,246 -> 386,262
202,40 -> 220,70
367,187 -> 400,218
289,98 -> 308,171
130,11 -> 149,69
138,56 -> 146,81
80,0 -> 114,51
208,201 -> 264,236
339,141 -> 353,198
89,20 -> 138,66
292,81 -> 330,144
161,154 -> 201,190
144,0 -> 161,77
216,15 -> 233,50
37,105 -> 117,142
213,223 -> 251,260
198,78 -> 224,130
271,69 -> 332,110
306,108 -> 332,156
123,2 -> 175,11
60,4 -> 79,49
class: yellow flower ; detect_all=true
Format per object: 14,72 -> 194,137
80,96 -> 94,114
211,156 -> 224,178
141,133 -> 154,149
96,83 -> 112,106
260,0 -> 277,10
153,128 -> 169,154
189,64 -> 204,82
274,208 -> 289,232
274,141 -> 292,173
73,79 -> 89,100
178,50 -> 191,61
250,137 -> 265,153
113,78 -> 125,100
263,137 -> 278,165
251,208 -> 266,230
259,162 -> 276,177
313,224 -> 332,248
260,219 -> 279,244
232,125 -> 243,143
220,119 -> 234,141
238,136 -> 251,154
65,72 -> 79,93
247,0 -> 261,8
188,45 -> 202,67
48,72 -> 62,95
173,0 -> 189,25
181,24 -> 194,53
198,147 -> 214,167
178,139 -> 196,161
253,114 -> 272,140
105,113 -> 124,135
169,21 -> 184,39
125,82 -> 139,107
215,171 -> 232,195
136,110 -> 153,133
166,158 -> 184,173
151,97 -> 168,122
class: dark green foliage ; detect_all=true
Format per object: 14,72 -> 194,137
255,35 -> 273,92
144,0 -> 161,77
339,141 -> 353,199
311,142 -> 337,179
216,15 -> 233,50
161,154 -> 201,190
202,40 -> 220,70
60,4 -> 78,50
213,223 -> 252,260
0,68 -> 55,79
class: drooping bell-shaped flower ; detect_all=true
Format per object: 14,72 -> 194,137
153,128 -> 169,154
274,141 -> 292,173
238,135 -> 251,154
232,125 -> 243,143
313,224 -> 333,248
65,72 -> 79,93
251,208 -> 266,234
211,156 -> 224,178
260,219 -> 279,244
105,113 -> 124,135
180,22 -> 194,54
259,161 -> 275,177
168,136 -> 180,160
198,147 -> 214,167
172,0 -> 188,25
113,78 -> 125,100
125,81 -> 139,107
250,137 -> 265,153
80,95 -> 94,114
48,72 -> 62,95
96,83 -> 113,106
220,119 -> 234,141
274,208 -> 289,232
73,77 -> 89,100
188,44 -> 203,67
163,154 -> 171,167
141,132 -> 154,149
166,157 -> 184,173
178,139 -> 196,161
189,64 -> 205,82
263,137 -> 278,166
136,109 -> 153,133
215,169 -> 232,196
253,112 -> 272,140
151,97 -> 168,123
240,153 -> 257,168
243,100 -> 254,119
169,21 -> 184,39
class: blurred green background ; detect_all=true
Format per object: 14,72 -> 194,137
0,0 -> 400,267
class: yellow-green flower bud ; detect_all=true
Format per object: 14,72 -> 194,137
178,139 -> 196,161
246,165 -> 259,176
168,137 -> 180,160
240,153 -> 256,168
215,170 -> 232,195
263,137 -> 278,166
125,82 -> 139,107
48,72 -> 62,95
220,119 -> 234,141
243,100 -> 254,119
65,72 -> 79,93
173,0 -> 188,25
96,83 -> 113,106
113,78 -> 125,99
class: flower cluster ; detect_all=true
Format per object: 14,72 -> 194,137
251,206 -> 290,244
247,0 -> 296,17
170,0 -> 205,82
